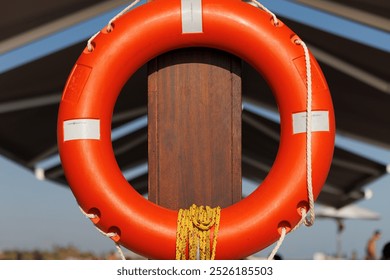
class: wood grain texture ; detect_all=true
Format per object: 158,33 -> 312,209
148,48 -> 242,210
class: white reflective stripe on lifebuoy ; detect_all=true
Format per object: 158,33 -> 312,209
181,0 -> 203,33
292,111 -> 330,134
63,119 -> 100,141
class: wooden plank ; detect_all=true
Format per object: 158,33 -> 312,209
148,48 -> 242,210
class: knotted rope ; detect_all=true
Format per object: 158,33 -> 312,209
176,204 -> 221,260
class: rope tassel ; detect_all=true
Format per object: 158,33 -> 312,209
176,204 -> 221,260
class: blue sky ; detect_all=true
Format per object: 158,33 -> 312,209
0,0 -> 389,259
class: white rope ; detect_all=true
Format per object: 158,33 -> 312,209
248,0 -> 280,26
267,227 -> 286,260
107,0 -> 141,32
79,206 -> 97,219
293,208 -> 308,232
114,244 -> 127,261
87,31 -> 100,52
267,209 -> 307,260
87,0 -> 141,52
79,206 -> 126,260
246,1 -> 314,258
267,39 -> 316,259
248,0 -> 315,227
295,39 -> 315,227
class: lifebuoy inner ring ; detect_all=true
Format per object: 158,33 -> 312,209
58,0 -> 335,260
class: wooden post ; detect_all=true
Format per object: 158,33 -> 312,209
148,47 -> 242,210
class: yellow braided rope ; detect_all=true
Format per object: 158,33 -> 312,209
176,204 -> 221,260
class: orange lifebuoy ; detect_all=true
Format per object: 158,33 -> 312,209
58,0 -> 335,259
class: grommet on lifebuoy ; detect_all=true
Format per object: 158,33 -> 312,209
58,0 -> 335,259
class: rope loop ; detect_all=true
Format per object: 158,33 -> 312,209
79,206 -> 98,219
267,208 -> 308,260
79,206 -> 126,260
247,0 -> 280,26
191,205 -> 217,230
87,0 -> 141,52
107,0 -> 141,33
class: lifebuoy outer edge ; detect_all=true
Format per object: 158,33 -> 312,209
57,0 -> 335,260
